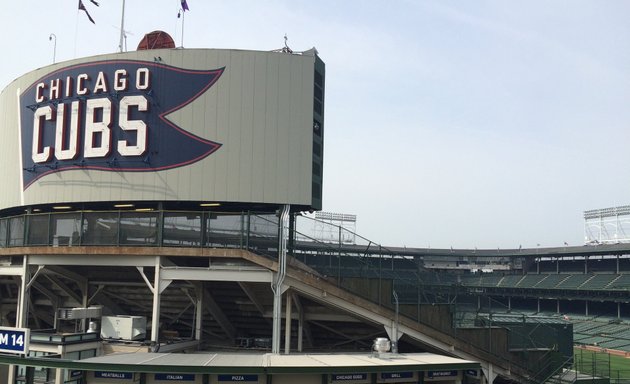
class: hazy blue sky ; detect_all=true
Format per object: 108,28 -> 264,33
1,1 -> 629,248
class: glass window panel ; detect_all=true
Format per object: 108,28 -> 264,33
27,214 -> 49,246
163,212 -> 202,247
64,351 -> 80,360
80,349 -> 96,359
82,212 -> 119,245
0,219 -> 7,247
9,216 -> 25,247
205,213 -> 243,248
119,212 -> 158,245
248,213 -> 278,255
50,212 -> 82,246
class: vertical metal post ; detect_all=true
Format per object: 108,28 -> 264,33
49,33 -> 57,64
417,284 -> 420,321
272,205 -> 290,354
118,0 -> 126,52
378,248 -> 382,306
157,202 -> 164,246
23,210 -> 30,246
195,282 -> 203,347
180,6 -> 185,47
392,290 -> 399,353
284,292 -> 292,354
239,212 -> 244,249
200,211 -> 207,248
79,211 -> 84,245
337,226 -> 341,286
245,211 -> 250,251
117,210 -> 122,245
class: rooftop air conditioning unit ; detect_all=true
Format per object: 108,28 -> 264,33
100,315 -> 147,341
58,306 -> 102,320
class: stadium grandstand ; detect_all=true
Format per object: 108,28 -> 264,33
290,209 -> 630,382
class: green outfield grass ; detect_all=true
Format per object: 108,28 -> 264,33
574,347 -> 630,382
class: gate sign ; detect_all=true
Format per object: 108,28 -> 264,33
0,327 -> 29,354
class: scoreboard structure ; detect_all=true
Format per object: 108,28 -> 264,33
0,47 -> 325,213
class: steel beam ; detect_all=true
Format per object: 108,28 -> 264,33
202,287 -> 237,341
30,254 -> 154,267
161,267 -> 272,283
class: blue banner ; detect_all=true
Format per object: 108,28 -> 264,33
94,371 -> 133,379
380,371 -> 414,380
426,370 -> 458,379
155,373 -> 195,381
19,60 -> 224,189
331,373 -> 368,381
217,375 -> 259,382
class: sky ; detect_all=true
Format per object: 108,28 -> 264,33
1,1 -> 629,249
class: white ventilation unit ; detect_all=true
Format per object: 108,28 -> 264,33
57,306 -> 102,320
100,315 -> 147,341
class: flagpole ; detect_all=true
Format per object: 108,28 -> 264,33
181,7 -> 185,47
119,0 -> 126,52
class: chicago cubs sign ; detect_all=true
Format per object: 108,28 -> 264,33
19,60 -> 224,189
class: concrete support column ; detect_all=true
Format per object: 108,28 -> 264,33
10,256 -> 31,384
17,255 -> 29,328
585,256 -> 588,274
55,367 -> 64,384
617,255 -> 620,274
272,287 -> 282,354
151,256 -> 161,345
297,307 -> 304,352
81,280 -> 88,332
482,363 -> 496,384
284,292 -> 292,354
557,299 -> 560,314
